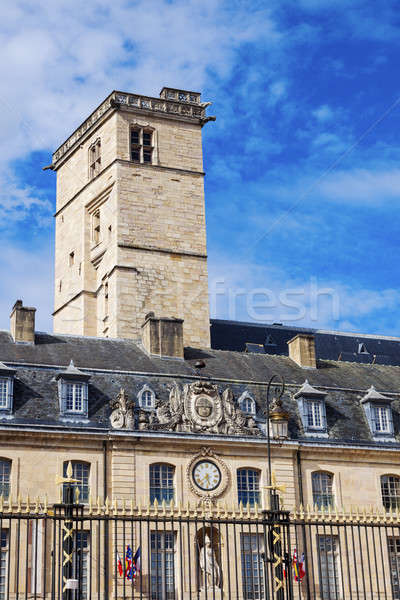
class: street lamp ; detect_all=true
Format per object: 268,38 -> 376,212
265,375 -> 286,511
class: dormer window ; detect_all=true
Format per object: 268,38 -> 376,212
361,386 -> 394,440
358,343 -> 369,354
56,360 -> 90,419
130,127 -> 154,164
239,391 -> 256,415
294,380 -> 327,437
0,362 -> 15,413
138,384 -> 156,410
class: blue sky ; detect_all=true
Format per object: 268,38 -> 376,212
1,0 -> 400,335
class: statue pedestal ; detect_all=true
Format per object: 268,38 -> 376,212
199,587 -> 222,599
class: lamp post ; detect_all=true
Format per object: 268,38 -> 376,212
265,375 -> 286,511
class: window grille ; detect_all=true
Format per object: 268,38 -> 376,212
237,469 -> 260,507
74,532 -> 90,599
131,128 -> 154,164
381,475 -> 400,510
0,530 -> 8,600
63,462 -> 90,503
150,531 -> 175,599
388,537 -> 400,599
317,535 -> 341,599
371,404 -> 393,434
0,379 -> 12,410
150,464 -> 174,504
241,533 -> 265,600
0,461 -> 10,499
312,471 -> 334,509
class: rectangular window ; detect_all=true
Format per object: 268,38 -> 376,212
306,400 -> 324,429
69,251 -> 75,267
130,128 -> 153,164
150,465 -> 174,504
388,537 -> 400,599
0,530 -> 8,600
373,405 -> 391,433
65,383 -> 83,412
74,532 -> 90,599
0,380 -> 8,409
241,533 -> 265,600
0,462 -> 10,499
150,532 -> 175,600
317,535 -> 341,599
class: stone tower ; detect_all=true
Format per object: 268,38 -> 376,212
52,87 -> 214,348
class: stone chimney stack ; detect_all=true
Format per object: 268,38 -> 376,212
287,334 -> 316,368
10,300 -> 36,344
141,314 -> 184,358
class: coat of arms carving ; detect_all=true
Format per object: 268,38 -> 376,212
138,381 -> 262,436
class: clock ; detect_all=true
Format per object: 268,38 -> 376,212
193,460 -> 221,491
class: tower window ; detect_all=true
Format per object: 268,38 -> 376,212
130,127 -> 154,164
69,252 -> 75,267
89,139 -> 101,180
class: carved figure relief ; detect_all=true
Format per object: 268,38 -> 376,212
138,381 -> 262,436
109,388 -> 134,429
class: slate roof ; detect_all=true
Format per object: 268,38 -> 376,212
1,328 -> 400,447
211,319 -> 400,366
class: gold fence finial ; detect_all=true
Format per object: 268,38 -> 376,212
25,495 -> 30,514
96,496 -> 101,515
105,496 -> 110,515
74,487 -> 80,504
17,494 -> 22,514
0,495 -> 3,514
44,494 -> 48,514
88,494 -> 93,515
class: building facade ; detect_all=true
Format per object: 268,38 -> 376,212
1,87 -> 400,598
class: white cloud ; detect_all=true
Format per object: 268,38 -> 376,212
312,104 -> 334,122
0,243 -> 54,333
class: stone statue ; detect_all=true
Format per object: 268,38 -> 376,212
199,534 -> 220,590
109,388 -> 134,429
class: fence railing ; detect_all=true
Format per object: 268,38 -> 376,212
0,494 -> 399,599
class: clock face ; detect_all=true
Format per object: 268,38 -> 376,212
193,460 -> 221,491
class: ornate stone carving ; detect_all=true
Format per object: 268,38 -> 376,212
109,388 -> 134,429
138,381 -> 262,436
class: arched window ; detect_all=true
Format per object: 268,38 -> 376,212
149,464 -> 174,504
138,385 -> 155,409
0,460 -> 11,498
237,468 -> 260,506
312,471 -> 334,509
63,461 -> 90,503
381,475 -> 400,510
239,392 -> 256,415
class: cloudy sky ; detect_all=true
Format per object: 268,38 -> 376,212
1,0 -> 400,335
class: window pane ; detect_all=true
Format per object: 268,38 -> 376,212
0,531 -> 8,600
388,537 -> 400,599
143,132 -> 152,146
131,149 -> 140,162
312,472 -> 334,509
65,383 -> 84,412
63,462 -> 90,503
381,475 -> 400,510
307,400 -> 322,428
237,469 -> 260,507
241,533 -> 264,600
374,406 -> 390,432
151,532 -> 175,600
0,380 -> 8,408
0,462 -> 10,499
143,150 -> 152,163
318,535 -> 341,599
150,464 -> 174,504
131,130 -> 140,145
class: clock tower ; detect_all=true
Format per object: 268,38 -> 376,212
51,88 -> 214,348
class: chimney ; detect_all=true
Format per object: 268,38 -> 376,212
10,300 -> 36,344
141,314 -> 184,358
287,334 -> 316,369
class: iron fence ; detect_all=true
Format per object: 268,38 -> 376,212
0,495 -> 399,599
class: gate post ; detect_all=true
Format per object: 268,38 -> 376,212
266,491 -> 293,600
55,461 -> 82,600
